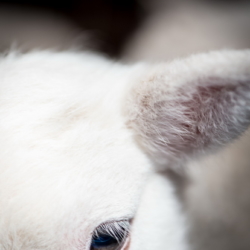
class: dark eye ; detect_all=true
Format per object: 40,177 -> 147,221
91,234 -> 118,249
91,220 -> 130,250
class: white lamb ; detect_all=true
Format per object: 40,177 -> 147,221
122,1 -> 250,249
0,48 -> 249,250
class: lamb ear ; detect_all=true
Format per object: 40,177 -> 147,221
125,50 -> 250,165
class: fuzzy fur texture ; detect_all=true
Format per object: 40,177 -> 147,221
0,49 -> 249,249
125,50 -> 250,166
122,3 -> 250,249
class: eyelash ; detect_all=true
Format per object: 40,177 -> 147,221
93,220 -> 130,243
90,220 -> 130,250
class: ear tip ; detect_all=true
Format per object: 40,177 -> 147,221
125,49 -> 250,167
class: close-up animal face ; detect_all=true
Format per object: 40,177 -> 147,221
0,51 -> 153,249
0,49 -> 249,250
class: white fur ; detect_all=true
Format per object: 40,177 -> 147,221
125,50 -> 250,166
122,3 -> 250,248
0,49 -> 249,249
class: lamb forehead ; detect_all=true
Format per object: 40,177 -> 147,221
0,51 -> 137,132
0,52 -> 150,227
0,112 -> 150,248
0,104 -> 148,208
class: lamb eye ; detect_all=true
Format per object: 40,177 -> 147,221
91,234 -> 118,249
91,220 -> 130,250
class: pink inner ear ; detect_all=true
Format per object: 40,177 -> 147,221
127,76 -> 250,165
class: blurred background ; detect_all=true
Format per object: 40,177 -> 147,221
0,1 -> 250,250
0,0 -> 146,56
0,0 -> 249,57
